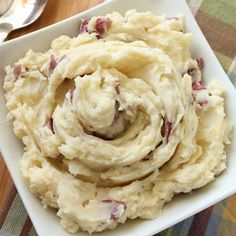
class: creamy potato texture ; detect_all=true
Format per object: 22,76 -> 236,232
4,10 -> 232,233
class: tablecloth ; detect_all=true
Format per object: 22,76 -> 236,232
0,0 -> 235,235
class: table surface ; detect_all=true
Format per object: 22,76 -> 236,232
0,0 -> 103,214
0,1 -> 236,236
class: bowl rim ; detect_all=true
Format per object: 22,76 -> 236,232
1,0 -> 236,236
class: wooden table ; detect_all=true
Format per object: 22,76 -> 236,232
0,0 -> 103,210
1,2 -> 236,236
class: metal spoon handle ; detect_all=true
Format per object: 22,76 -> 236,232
0,30 -> 9,42
0,23 -> 12,43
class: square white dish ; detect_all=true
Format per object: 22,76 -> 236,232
0,0 -> 236,235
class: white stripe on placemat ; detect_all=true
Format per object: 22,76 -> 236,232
188,0 -> 204,16
1,194 -> 28,236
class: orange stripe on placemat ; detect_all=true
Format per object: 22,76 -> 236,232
0,184 -> 17,228
195,10 -> 236,59
187,206 -> 213,236
20,216 -> 32,236
223,194 -> 236,223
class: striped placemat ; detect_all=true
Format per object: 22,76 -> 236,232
0,0 -> 235,235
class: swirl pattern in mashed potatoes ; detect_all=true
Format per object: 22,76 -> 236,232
3,10 -> 231,233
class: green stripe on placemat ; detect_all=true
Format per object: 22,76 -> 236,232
228,69 -> 236,87
1,195 -> 28,236
0,193 -> 36,236
0,1 -> 235,236
200,0 -> 236,26
214,51 -> 233,72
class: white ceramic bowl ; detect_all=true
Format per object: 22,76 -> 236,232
1,0 -> 236,235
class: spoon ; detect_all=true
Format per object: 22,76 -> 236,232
0,0 -> 13,16
0,0 -> 48,43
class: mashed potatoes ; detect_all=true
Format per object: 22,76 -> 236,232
3,10 -> 232,233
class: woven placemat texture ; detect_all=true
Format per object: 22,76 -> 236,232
0,0 -> 235,235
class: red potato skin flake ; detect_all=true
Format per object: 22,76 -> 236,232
183,58 -> 204,77
96,18 -> 112,33
142,155 -> 151,161
192,81 -> 206,90
95,18 -> 106,35
13,64 -> 22,78
50,55 -> 57,71
95,17 -> 112,39
115,83 -> 120,95
196,58 -> 204,70
182,68 -> 196,77
46,118 -> 54,133
80,18 -> 90,33
110,213 -> 119,221
79,17 -> 112,38
102,199 -> 127,221
166,120 -> 172,142
187,68 -> 196,77
198,99 -> 208,106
